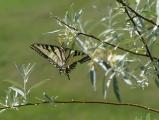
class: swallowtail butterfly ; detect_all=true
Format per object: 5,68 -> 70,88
30,43 -> 91,79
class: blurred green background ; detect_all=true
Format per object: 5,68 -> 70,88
0,0 -> 159,119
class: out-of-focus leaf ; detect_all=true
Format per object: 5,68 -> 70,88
156,0 -> 159,25
89,66 -> 96,91
0,109 -> 7,113
102,60 -> 111,69
134,17 -> 144,29
29,79 -> 50,92
45,30 -> 60,34
43,92 -> 53,102
9,87 -> 25,98
123,77 -> 132,85
145,113 -> 151,120
24,63 -> 35,77
135,0 -> 140,7
103,72 -> 115,99
122,72 -> 133,85
15,64 -> 24,78
3,79 -> 22,89
15,63 -> 35,82
155,79 -> 159,88
98,60 -> 110,72
103,78 -> 111,99
76,37 -> 87,52
74,9 -> 83,22
99,29 -> 113,37
113,76 -> 121,102
152,0 -> 159,32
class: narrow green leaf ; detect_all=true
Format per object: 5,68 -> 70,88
29,79 -> 50,91
0,109 -> 7,113
25,63 -> 35,76
101,61 -> 111,69
103,78 -> 111,99
3,79 -> 22,89
74,9 -> 83,22
123,75 -> 133,85
113,76 -> 121,102
9,87 -> 25,98
15,64 -> 24,78
43,92 -> 53,102
103,72 -> 115,99
123,78 -> 132,85
155,79 -> 159,88
89,68 -> 96,91
98,60 -> 111,72
145,113 -> 151,120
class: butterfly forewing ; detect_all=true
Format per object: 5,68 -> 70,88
31,44 -> 62,67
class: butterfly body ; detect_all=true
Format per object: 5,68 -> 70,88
30,43 -> 91,79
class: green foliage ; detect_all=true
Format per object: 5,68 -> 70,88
0,63 -> 49,112
49,0 -> 157,101
1,0 -> 159,119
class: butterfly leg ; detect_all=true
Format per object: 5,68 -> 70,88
58,70 -> 63,77
66,73 -> 70,80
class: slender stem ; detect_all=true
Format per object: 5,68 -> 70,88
23,80 -> 27,100
54,16 -> 78,31
1,100 -> 159,113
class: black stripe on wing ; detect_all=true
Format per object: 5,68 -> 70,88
31,43 -> 91,79
78,55 -> 91,63
30,43 -> 50,60
67,55 -> 91,73
30,43 -> 61,67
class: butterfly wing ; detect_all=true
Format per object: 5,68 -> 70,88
30,43 -> 91,79
30,43 -> 65,69
63,48 -> 91,73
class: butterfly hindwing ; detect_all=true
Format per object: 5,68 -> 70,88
30,43 -> 91,79
64,49 -> 91,71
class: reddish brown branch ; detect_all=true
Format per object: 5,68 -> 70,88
1,100 -> 159,113
77,32 -> 158,60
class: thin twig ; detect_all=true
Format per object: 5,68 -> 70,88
77,32 -> 158,60
123,5 -> 159,79
54,16 -> 79,31
1,100 -> 159,113
116,0 -> 158,27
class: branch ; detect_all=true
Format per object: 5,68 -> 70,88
54,16 -> 78,31
123,4 -> 159,79
116,0 -> 158,27
1,99 -> 159,113
54,17 -> 158,60
77,32 -> 158,60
